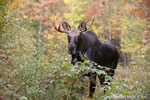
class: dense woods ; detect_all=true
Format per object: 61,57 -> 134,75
0,0 -> 150,99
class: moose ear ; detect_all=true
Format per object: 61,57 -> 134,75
78,21 -> 87,31
62,21 -> 71,31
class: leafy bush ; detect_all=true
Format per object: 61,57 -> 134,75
0,0 -> 150,100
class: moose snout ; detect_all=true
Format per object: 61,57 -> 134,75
68,44 -> 76,55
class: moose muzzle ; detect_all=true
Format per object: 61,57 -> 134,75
68,44 -> 76,55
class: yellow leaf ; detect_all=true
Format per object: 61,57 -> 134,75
48,34 -> 54,40
64,0 -> 71,5
24,15 -> 28,19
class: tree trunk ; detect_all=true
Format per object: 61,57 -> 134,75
105,0 -> 111,42
36,0 -> 43,58
123,53 -> 129,67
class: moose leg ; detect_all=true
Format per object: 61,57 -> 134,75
108,58 -> 118,76
89,74 -> 96,97
98,74 -> 109,94
98,72 -> 114,94
99,74 -> 105,85
108,69 -> 115,77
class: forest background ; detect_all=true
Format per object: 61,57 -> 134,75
0,0 -> 150,99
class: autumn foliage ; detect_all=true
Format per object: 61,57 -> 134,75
0,0 -> 150,99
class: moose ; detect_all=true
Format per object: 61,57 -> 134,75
53,18 -> 119,97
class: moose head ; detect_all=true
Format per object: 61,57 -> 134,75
53,18 -> 94,55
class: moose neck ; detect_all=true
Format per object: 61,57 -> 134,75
78,31 -> 102,53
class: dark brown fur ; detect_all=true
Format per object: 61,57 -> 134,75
69,30 -> 119,97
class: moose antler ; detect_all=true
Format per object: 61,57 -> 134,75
87,17 -> 94,30
79,17 -> 94,33
52,18 -> 69,33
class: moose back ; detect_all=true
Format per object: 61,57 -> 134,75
53,18 -> 119,97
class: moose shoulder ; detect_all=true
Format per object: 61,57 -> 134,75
53,18 -> 119,97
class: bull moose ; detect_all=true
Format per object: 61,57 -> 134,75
53,17 -> 119,97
